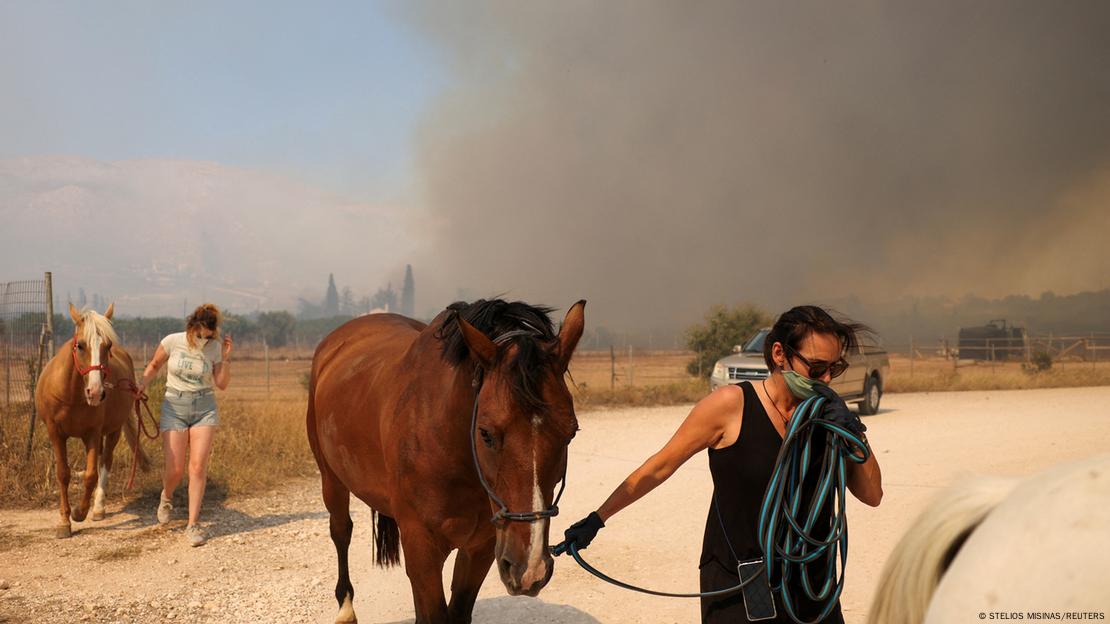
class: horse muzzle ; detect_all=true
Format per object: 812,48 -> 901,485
84,387 -> 106,406
497,554 -> 553,597
495,528 -> 554,597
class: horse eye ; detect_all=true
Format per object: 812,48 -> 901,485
479,428 -> 495,449
77,342 -> 86,351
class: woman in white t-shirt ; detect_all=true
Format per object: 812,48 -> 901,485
137,303 -> 233,546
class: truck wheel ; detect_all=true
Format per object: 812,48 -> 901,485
859,374 -> 881,415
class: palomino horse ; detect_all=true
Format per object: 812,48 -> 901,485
35,304 -> 148,537
307,299 -> 585,623
868,452 -> 1110,623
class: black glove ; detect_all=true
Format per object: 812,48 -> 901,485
552,511 -> 605,555
813,383 -> 866,437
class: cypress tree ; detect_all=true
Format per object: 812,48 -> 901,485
324,274 -> 340,317
401,265 -> 415,317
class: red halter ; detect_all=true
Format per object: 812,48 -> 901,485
72,339 -> 111,380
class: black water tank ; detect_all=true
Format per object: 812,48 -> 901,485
958,320 -> 1027,361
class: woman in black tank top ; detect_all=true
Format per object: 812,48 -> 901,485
560,306 -> 884,624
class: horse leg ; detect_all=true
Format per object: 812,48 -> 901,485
92,430 -> 121,520
321,470 -> 357,623
70,434 -> 102,523
447,538 -> 496,624
400,525 -> 451,624
48,430 -> 72,538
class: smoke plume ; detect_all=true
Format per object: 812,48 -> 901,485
403,1 -> 1110,331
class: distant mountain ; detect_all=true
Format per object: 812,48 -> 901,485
0,156 -> 415,316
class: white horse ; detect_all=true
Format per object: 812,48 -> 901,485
869,452 -> 1110,623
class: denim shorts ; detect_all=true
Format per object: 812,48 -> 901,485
160,388 -> 220,432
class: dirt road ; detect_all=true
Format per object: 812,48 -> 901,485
2,386 -> 1109,623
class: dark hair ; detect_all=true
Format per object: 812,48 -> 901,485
762,305 -> 872,370
185,303 -> 221,348
435,299 -> 557,412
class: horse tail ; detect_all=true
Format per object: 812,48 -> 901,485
867,475 -> 1019,624
122,413 -> 151,472
372,510 -> 401,568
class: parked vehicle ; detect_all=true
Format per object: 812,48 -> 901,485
709,328 -> 890,415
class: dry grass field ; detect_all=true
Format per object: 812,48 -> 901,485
884,354 -> 1110,392
0,384 -> 316,509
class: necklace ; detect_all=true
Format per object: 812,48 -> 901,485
762,379 -> 791,431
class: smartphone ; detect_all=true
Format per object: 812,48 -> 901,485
738,558 -> 777,621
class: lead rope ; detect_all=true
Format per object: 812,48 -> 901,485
115,379 -> 159,490
553,394 -> 869,622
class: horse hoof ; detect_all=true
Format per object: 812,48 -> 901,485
70,510 -> 88,523
91,509 -> 105,521
56,524 -> 72,539
335,593 -> 357,623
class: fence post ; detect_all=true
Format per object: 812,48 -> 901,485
909,335 -> 915,378
23,275 -> 52,459
264,338 -> 271,398
26,325 -> 48,460
3,286 -> 9,407
989,340 -> 995,374
609,346 -> 615,390
44,272 -> 54,356
628,345 -> 634,388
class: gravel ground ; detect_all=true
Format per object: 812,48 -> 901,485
2,386 -> 1109,623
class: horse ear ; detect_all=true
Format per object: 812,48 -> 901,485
459,319 -> 497,369
104,303 -> 114,320
69,302 -> 81,324
557,300 -> 586,370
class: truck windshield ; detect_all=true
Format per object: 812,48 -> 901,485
742,329 -> 770,353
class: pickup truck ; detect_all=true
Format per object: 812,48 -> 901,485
708,328 -> 890,415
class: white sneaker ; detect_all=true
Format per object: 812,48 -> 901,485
185,525 -> 207,547
156,494 -> 173,525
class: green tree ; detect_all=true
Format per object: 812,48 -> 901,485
685,304 -> 771,378
401,264 -> 415,317
370,284 -> 397,312
324,274 -> 340,317
220,314 -> 258,342
257,311 -> 296,347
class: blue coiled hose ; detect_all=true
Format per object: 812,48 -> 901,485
553,394 -> 870,624
758,394 -> 870,623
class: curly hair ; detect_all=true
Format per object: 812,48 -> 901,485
185,303 -> 222,349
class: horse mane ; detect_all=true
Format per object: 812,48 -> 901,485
77,309 -> 120,346
435,299 -> 557,412
866,474 -> 1019,624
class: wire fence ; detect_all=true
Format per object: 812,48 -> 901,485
881,333 -> 1110,378
0,275 -> 53,452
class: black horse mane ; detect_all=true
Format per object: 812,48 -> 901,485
436,299 -> 558,412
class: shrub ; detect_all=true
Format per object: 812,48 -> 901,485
684,304 -> 771,377
1023,351 -> 1053,373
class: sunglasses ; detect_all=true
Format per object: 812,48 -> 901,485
784,344 -> 849,380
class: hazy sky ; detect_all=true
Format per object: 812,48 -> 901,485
0,1 -> 443,202
3,1 -> 1109,331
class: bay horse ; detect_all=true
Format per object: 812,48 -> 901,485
307,299 -> 585,623
35,304 -> 149,537
868,452 -> 1110,623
